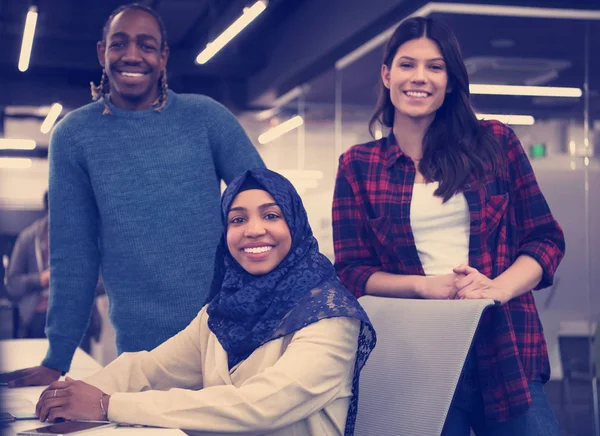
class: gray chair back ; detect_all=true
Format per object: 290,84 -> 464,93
354,297 -> 494,436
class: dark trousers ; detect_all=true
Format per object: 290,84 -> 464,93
442,352 -> 563,436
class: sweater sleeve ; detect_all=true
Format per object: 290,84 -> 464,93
104,317 -> 359,433
42,118 -> 100,373
205,98 -> 265,184
6,228 -> 43,300
83,309 -> 205,394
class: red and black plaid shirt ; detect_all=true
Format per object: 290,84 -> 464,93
332,119 -> 565,422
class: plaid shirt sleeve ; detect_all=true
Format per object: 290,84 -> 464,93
497,122 -> 566,289
332,153 -> 383,297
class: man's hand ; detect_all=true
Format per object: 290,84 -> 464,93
36,377 -> 107,422
0,366 -> 61,388
40,270 -> 50,288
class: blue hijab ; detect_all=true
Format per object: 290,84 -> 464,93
207,168 -> 376,435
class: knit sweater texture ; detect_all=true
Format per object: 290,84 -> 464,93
43,90 -> 264,372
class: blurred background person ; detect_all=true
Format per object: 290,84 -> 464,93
6,191 -> 101,352
6,191 -> 50,339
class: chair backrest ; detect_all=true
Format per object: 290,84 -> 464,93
354,297 -> 494,436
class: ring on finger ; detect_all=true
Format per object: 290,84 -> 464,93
54,389 -> 58,397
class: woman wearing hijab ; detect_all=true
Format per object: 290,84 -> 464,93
35,168 -> 376,436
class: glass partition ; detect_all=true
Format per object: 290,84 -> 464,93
239,71 -> 339,256
241,7 -> 599,432
336,7 -> 599,435
586,17 -> 600,436
301,70 -> 337,259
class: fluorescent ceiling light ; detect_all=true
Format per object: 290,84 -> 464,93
255,85 -> 308,121
476,113 -> 535,126
470,84 -> 582,98
274,169 -> 323,194
276,169 -> 324,180
18,6 -> 38,72
258,115 -> 303,144
5,105 -> 52,116
0,158 -> 33,169
0,139 -> 37,150
424,2 -> 600,20
336,3 -> 600,71
289,179 -> 319,190
40,103 -> 63,134
196,0 -> 267,64
255,107 -> 281,122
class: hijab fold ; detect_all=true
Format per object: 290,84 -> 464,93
207,168 -> 376,435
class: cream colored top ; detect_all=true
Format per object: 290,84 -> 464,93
84,305 -> 360,436
410,182 -> 470,276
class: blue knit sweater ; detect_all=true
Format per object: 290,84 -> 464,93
43,90 -> 264,372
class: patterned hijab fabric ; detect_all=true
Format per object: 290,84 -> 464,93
207,168 -> 376,435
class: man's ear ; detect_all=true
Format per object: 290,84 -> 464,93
381,64 -> 391,89
97,41 -> 106,68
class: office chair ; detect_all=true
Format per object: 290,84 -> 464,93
354,297 -> 494,436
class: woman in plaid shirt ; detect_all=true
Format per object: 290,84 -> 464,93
332,17 -> 565,435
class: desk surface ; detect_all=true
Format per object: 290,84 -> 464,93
1,339 -> 183,435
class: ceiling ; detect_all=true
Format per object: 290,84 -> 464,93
302,6 -> 600,125
0,0 -> 304,110
0,0 -> 441,111
1,0 -> 600,144
1,0 -> 600,233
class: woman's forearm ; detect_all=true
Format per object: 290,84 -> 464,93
365,271 -> 424,298
493,254 -> 544,300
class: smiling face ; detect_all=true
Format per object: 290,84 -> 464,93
97,8 -> 168,111
226,189 -> 292,276
381,37 -> 449,125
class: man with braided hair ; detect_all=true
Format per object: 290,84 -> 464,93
1,3 -> 264,387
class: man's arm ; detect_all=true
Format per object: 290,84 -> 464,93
0,119 -> 99,387
205,98 -> 265,184
42,118 -> 101,374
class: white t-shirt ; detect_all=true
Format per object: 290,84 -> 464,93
410,181 -> 470,276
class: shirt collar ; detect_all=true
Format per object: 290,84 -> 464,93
383,131 -> 411,169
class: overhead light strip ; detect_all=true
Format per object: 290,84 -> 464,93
258,115 -> 303,144
470,84 -> 582,97
426,2 -> 600,20
276,169 -> 324,180
18,6 -> 38,72
40,103 -> 63,134
0,139 -> 37,150
196,0 -> 268,65
0,158 -> 33,169
336,3 -> 600,71
335,3 -> 434,70
255,85 -> 309,121
255,107 -> 281,122
476,113 -> 535,126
